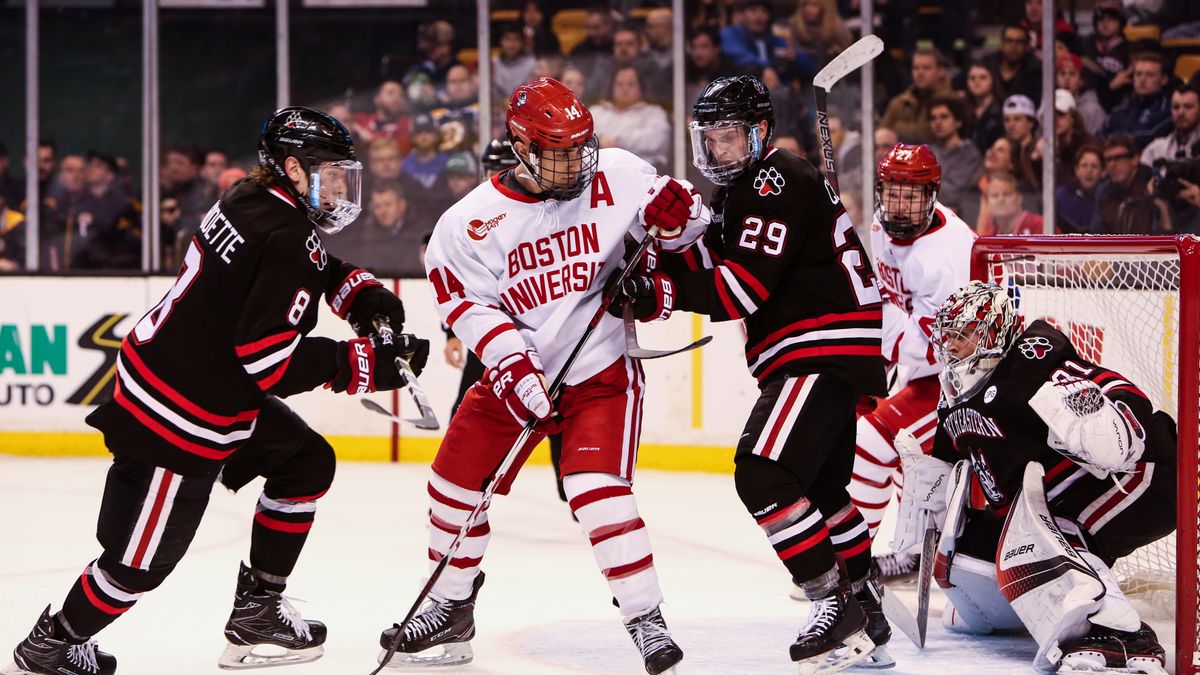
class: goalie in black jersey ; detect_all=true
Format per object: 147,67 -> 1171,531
3,107 -> 429,675
892,281 -> 1176,674
611,75 -> 888,672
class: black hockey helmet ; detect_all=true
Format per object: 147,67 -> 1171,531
258,106 -> 363,234
480,138 -> 518,177
689,75 -> 775,185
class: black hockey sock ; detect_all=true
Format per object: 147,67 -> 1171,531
60,563 -> 135,639
248,491 -> 316,582
827,504 -> 871,583
752,497 -> 839,583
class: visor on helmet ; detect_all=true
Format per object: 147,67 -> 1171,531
689,120 -> 761,186
307,160 -> 363,234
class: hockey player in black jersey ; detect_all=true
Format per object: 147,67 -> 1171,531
3,107 -> 430,675
892,281 -> 1176,673
611,75 -> 887,672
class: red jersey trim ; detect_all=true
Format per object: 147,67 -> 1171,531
121,341 -> 259,426
746,309 -> 883,360
490,171 -> 540,204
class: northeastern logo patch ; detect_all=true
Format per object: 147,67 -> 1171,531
753,166 -> 785,197
467,212 -> 507,241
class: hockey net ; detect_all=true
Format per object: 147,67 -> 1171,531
973,236 -> 1200,675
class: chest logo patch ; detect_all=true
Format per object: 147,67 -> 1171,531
984,386 -> 997,403
754,166 -> 785,197
305,231 -> 327,270
1018,336 -> 1053,360
467,212 -> 507,241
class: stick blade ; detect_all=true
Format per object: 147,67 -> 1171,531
813,35 -> 884,90
915,514 -> 938,648
879,586 -> 922,649
629,335 -> 713,360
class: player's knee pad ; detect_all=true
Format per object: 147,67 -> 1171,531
733,454 -> 803,516
95,552 -> 175,595
939,552 -> 1023,635
266,430 -> 336,500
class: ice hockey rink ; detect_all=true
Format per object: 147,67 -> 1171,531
0,455 -> 1178,674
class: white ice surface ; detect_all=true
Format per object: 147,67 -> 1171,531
0,456 -> 1177,674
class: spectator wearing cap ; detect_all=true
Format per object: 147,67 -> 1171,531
493,23 -> 537,109
443,153 -> 479,202
521,1 -> 560,56
1102,52 -> 1174,151
720,0 -> 792,90
983,24 -> 1043,106
73,152 -> 141,270
1142,86 -> 1200,168
1092,134 -> 1153,232
406,20 -> 462,99
964,63 -> 1005,155
323,180 -> 424,277
1057,53 -> 1105,136
1045,90 -> 1095,186
402,114 -> 450,192
1083,1 -> 1130,111
1002,95 -> 1042,192
880,47 -> 954,144
352,79 -> 412,154
927,96 -> 982,217
1055,144 -> 1103,233
591,65 -> 672,171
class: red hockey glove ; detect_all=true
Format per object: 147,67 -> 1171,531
488,350 -> 554,426
639,175 -> 698,241
604,271 -> 674,322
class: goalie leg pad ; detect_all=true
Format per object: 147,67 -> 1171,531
997,463 -> 1105,671
1077,549 -> 1140,633
939,552 -> 1024,635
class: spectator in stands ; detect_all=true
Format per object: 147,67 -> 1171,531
688,0 -> 729,32
444,152 -> 478,203
592,65 -> 671,171
687,27 -> 728,104
1102,52 -> 1173,151
201,151 -> 227,189
979,172 -> 1044,235
407,20 -> 462,98
352,79 -> 411,154
0,144 -> 20,208
983,24 -> 1042,106
367,138 -> 405,186
971,137 -> 1020,230
1055,144 -> 1103,233
0,191 -> 24,271
1040,90 -> 1094,187
1142,86 -> 1200,168
521,1 -> 559,56
402,114 -> 450,191
72,152 -> 140,269
1093,134 -> 1153,232
1083,1 -> 1130,111
789,0 -> 852,64
965,63 -> 1005,154
1002,94 -> 1042,191
773,135 -> 804,157
560,65 -> 588,103
217,167 -> 246,193
1057,52 -> 1105,136
720,0 -> 789,89
642,8 -> 674,102
570,6 -> 617,96
433,63 -> 480,154
880,47 -> 953,144
327,103 -> 352,129
161,142 -> 215,246
874,127 -> 900,168
928,96 -> 983,216
322,180 -> 423,277
493,23 -> 538,111
533,54 -> 566,81
35,140 -> 57,201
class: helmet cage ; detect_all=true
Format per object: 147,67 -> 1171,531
875,180 -> 939,240
931,282 -> 1022,405
689,120 -> 763,186
512,135 -> 599,200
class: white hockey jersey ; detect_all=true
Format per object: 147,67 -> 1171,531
869,203 -> 976,387
424,148 -> 702,386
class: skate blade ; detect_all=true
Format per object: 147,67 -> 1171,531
850,644 -> 895,669
797,630 -> 876,675
377,642 -> 473,668
218,642 -> 324,670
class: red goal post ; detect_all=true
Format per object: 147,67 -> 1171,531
971,235 -> 1200,674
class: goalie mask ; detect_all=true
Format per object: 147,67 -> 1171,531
259,106 -> 363,234
932,281 -> 1022,405
875,144 -> 941,240
506,78 -> 599,200
690,75 -> 775,186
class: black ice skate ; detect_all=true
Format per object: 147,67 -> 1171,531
874,550 -> 919,582
853,563 -> 895,669
377,572 -> 484,668
218,562 -> 327,670
1056,622 -> 1167,675
2,606 -> 115,675
790,583 -> 876,675
624,606 -> 683,674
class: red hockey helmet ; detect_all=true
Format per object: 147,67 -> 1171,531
505,78 -> 599,200
874,143 -> 942,240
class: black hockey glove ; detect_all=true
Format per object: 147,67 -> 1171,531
603,271 -> 674,323
329,335 -> 423,394
329,267 -> 406,337
386,331 -> 431,378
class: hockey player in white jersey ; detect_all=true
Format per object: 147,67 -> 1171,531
847,144 -> 975,578
376,78 -> 708,675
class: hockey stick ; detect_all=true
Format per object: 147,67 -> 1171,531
624,304 -> 713,359
914,510 -> 937,648
813,35 -> 884,194
366,318 -> 440,430
371,229 -> 662,674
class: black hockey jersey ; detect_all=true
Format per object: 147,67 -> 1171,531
662,148 -> 886,394
931,320 -> 1177,512
86,180 -> 369,477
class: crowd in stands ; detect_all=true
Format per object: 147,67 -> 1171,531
2,0 -> 1200,275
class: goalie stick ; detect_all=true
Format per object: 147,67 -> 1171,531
360,317 -> 440,430
624,304 -> 713,359
371,229 -> 662,674
813,35 -> 885,194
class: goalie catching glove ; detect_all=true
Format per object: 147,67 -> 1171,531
890,427 -> 953,553
1029,377 -> 1145,476
489,349 -> 557,428
638,175 -> 709,247
329,333 -> 428,395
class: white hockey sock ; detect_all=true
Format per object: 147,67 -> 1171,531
426,471 -> 491,602
563,472 -> 663,622
849,415 -> 899,538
